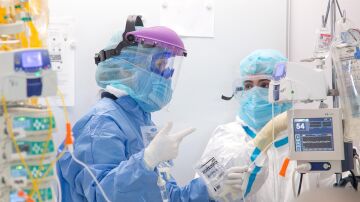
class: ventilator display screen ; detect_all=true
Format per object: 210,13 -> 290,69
293,118 -> 334,152
22,51 -> 43,68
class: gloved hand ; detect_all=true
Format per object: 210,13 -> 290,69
208,166 -> 249,201
223,166 -> 249,191
143,122 -> 195,170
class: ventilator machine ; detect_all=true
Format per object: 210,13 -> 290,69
269,0 -> 360,196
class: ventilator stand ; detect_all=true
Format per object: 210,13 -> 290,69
322,0 -> 360,190
333,147 -> 360,190
334,149 -> 360,190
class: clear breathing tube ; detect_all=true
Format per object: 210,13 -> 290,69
69,150 -> 111,202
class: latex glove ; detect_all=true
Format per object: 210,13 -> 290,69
143,122 -> 195,170
209,166 -> 249,201
223,166 -> 249,191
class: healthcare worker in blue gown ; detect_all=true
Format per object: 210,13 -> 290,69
56,17 -> 228,202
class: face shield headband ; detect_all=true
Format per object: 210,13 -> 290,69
94,15 -> 188,66
94,15 -> 144,65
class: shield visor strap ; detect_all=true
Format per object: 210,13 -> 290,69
94,15 -> 144,65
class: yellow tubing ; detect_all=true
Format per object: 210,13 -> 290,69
57,88 -> 70,123
1,96 -> 43,202
38,149 -> 66,184
37,98 -> 53,170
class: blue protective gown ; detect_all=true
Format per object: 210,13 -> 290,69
56,95 -> 211,202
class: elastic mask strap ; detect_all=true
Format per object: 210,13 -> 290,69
101,92 -> 118,101
221,94 -> 234,101
94,15 -> 144,65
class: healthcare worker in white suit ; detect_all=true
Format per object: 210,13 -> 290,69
200,49 -> 341,202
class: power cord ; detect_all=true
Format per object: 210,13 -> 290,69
292,164 -> 311,198
349,170 -> 358,190
298,173 -> 304,196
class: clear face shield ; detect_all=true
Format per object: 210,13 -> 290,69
95,44 -> 185,112
94,16 -> 187,111
129,43 -> 184,89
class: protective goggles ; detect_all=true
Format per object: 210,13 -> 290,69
221,75 -> 272,101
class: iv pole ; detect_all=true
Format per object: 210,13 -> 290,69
325,0 -> 343,186
322,0 -> 359,188
322,0 -> 345,109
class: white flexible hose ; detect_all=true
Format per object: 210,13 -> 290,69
69,150 -> 111,202
356,157 -> 360,176
54,161 -> 62,202
55,172 -> 62,202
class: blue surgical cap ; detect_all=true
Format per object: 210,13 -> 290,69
105,31 -> 123,50
239,49 -> 287,78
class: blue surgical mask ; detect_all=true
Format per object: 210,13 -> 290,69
138,79 -> 173,112
238,87 -> 292,131
109,70 -> 173,112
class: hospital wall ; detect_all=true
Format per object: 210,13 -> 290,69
48,0 -> 360,186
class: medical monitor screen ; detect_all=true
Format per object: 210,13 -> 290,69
293,118 -> 334,152
22,51 -> 43,68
